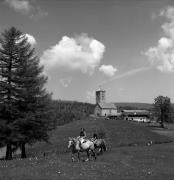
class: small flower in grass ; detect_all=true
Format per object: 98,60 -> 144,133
147,170 -> 152,175
147,141 -> 153,146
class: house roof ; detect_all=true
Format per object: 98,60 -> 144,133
122,110 -> 150,115
98,103 -> 117,109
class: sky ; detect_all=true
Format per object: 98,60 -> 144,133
0,0 -> 174,104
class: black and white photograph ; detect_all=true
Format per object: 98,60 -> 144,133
0,0 -> 174,179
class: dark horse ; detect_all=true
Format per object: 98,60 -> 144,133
68,137 -> 97,162
91,138 -> 107,154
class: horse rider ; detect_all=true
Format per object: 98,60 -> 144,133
80,128 -> 86,138
93,133 -> 98,140
91,133 -> 98,148
77,128 -> 87,144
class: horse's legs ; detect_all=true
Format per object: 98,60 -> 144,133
103,143 -> 107,152
85,150 -> 89,161
93,150 -> 97,160
99,147 -> 103,154
71,153 -> 75,162
77,151 -> 80,162
90,149 -> 96,160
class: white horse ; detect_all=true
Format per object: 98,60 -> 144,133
68,137 -> 96,162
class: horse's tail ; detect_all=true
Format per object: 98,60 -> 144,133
102,140 -> 107,152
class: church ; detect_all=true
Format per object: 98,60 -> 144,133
94,88 -> 117,117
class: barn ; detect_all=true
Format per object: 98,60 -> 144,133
122,110 -> 150,122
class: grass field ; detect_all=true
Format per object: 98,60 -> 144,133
0,118 -> 174,180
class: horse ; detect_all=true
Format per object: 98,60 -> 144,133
67,137 -> 97,162
91,138 -> 107,154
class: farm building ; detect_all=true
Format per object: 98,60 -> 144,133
122,110 -> 150,122
94,88 -> 117,117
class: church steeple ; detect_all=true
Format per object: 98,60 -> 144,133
96,86 -> 106,104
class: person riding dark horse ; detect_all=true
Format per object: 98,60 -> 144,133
92,133 -> 98,148
91,133 -> 107,153
93,133 -> 98,140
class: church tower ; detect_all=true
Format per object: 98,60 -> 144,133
96,87 -> 106,104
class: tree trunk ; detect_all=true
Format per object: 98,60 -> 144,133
5,143 -> 12,160
160,109 -> 164,128
21,142 -> 27,159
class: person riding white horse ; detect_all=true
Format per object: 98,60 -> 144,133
68,137 -> 96,162
77,128 -> 87,145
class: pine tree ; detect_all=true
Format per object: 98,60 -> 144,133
0,27 -> 54,159
0,27 -> 23,159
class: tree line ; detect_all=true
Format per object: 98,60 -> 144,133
52,100 -> 95,126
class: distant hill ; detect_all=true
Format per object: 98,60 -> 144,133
114,102 -> 174,110
114,102 -> 153,110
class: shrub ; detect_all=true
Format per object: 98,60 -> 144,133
96,127 -> 106,139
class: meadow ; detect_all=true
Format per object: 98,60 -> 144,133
0,118 -> 174,180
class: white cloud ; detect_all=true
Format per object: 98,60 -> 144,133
99,64 -> 117,77
40,34 -> 105,75
25,34 -> 37,46
5,0 -> 31,12
144,6 -> 174,72
59,77 -> 72,88
16,33 -> 37,47
4,0 -> 47,18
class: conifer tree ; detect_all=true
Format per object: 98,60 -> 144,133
0,27 -> 23,159
0,27 -> 54,159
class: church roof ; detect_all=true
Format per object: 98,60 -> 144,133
98,103 -> 117,109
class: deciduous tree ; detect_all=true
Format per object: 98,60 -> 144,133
154,95 -> 171,128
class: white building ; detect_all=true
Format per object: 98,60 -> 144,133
122,110 -> 150,122
94,88 -> 117,117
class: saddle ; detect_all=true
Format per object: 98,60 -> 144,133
78,138 -> 87,149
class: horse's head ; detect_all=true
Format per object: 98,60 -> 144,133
68,137 -> 76,149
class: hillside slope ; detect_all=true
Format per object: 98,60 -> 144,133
0,118 -> 173,180
27,118 -> 171,156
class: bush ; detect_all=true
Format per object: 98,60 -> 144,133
95,127 -> 106,139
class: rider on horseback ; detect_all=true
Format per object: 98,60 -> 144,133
80,128 -> 86,138
93,133 -> 98,140
77,128 -> 87,146
92,133 -> 98,148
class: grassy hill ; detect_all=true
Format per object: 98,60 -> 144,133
0,118 -> 174,180
24,117 -> 172,156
